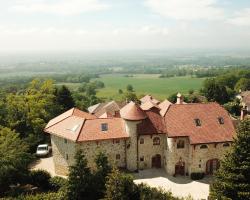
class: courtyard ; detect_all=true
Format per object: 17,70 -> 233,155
134,168 -> 211,200
31,157 -> 210,200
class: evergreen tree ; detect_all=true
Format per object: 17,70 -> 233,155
56,85 -> 75,112
210,119 -> 250,200
67,149 -> 92,200
126,84 -> 134,92
104,168 -> 138,200
94,152 -> 111,199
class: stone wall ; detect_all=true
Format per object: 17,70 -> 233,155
189,142 -> 231,174
165,137 -> 190,175
77,139 -> 126,170
138,134 -> 165,169
124,120 -> 140,171
51,135 -> 76,176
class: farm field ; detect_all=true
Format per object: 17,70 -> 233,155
58,74 -> 205,101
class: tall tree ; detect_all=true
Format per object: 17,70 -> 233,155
56,85 -> 75,112
67,149 -> 92,200
94,152 -> 112,199
210,119 -> 250,200
0,126 -> 31,195
104,168 -> 138,200
235,78 -> 250,92
202,78 -> 229,104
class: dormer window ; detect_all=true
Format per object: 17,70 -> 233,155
200,144 -> 208,149
101,123 -> 108,131
218,117 -> 224,124
194,118 -> 201,126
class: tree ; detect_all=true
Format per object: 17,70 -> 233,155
235,78 -> 250,92
67,149 -> 92,200
126,84 -> 134,92
56,85 -> 75,112
210,119 -> 250,200
94,152 -> 112,199
122,92 -> 139,103
0,126 -> 31,195
202,78 -> 229,104
104,168 -> 138,200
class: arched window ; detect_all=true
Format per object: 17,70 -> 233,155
153,137 -> 160,145
223,143 -> 230,147
200,144 -> 208,149
140,138 -> 144,144
177,140 -> 185,149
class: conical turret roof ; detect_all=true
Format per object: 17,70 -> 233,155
120,101 -> 147,121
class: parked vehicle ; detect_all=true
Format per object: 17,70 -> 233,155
36,144 -> 51,157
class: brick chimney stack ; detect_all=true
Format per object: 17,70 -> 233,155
240,108 -> 247,120
176,93 -> 184,104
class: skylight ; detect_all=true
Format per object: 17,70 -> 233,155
66,124 -> 80,133
101,123 -> 108,131
194,118 -> 201,126
218,117 -> 224,124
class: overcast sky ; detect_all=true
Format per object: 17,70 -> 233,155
1,0 -> 250,51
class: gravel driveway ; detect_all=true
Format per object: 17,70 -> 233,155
134,169 -> 211,200
30,156 -> 58,177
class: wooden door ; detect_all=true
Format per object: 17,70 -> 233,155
152,154 -> 161,168
206,159 -> 219,174
175,162 -> 185,176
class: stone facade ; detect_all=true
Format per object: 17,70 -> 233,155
51,119 -> 232,177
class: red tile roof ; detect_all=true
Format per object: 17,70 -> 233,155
77,118 -> 128,142
45,109 -> 128,142
137,108 -> 165,134
140,95 -> 160,104
164,103 -> 235,144
158,99 -> 172,116
120,101 -> 147,121
140,101 -> 160,111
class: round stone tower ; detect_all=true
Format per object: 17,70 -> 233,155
120,101 -> 147,171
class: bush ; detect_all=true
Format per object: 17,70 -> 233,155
49,176 -> 67,191
30,170 -> 51,190
190,172 -> 205,180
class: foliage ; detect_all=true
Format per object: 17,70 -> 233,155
67,149 -> 93,200
104,168 -> 138,200
0,126 -> 32,196
55,85 -> 75,112
126,84 -> 134,92
210,119 -> 250,200
49,176 -> 68,192
30,170 -> 51,190
94,151 -> 112,199
122,92 -> 139,103
201,78 -> 230,104
235,78 -> 250,92
224,100 -> 241,116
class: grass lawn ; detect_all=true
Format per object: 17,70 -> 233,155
56,74 -> 205,101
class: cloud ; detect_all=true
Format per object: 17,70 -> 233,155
145,0 -> 224,20
10,0 -> 109,15
227,8 -> 250,26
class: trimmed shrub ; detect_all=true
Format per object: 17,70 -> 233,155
30,170 -> 51,190
49,176 -> 67,191
190,172 -> 205,180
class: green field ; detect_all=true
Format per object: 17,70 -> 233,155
57,74 -> 205,100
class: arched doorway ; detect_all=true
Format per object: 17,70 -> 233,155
152,154 -> 161,168
206,159 -> 220,174
175,161 -> 185,176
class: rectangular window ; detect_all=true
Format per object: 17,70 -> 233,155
140,156 -> 144,162
101,123 -> 108,131
115,139 -> 120,144
177,140 -> 185,149
65,153 -> 69,160
116,154 -> 120,160
64,139 -> 67,144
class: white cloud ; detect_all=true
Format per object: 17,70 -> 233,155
10,0 -> 109,15
145,0 -> 224,20
227,8 -> 250,26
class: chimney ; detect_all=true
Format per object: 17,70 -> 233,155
240,108 -> 247,120
176,93 -> 183,104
